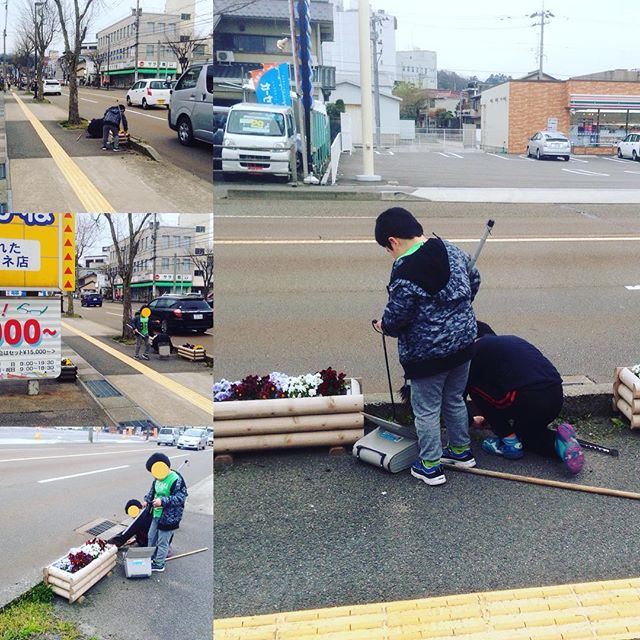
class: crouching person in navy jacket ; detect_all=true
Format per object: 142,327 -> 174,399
375,207 -> 480,486
469,321 -> 584,474
143,453 -> 188,572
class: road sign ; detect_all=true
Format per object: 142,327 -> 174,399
0,212 -> 75,291
0,297 -> 61,379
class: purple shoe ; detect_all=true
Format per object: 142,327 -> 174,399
555,423 -> 584,475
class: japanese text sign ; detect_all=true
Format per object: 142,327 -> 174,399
0,297 -> 61,379
0,212 -> 75,291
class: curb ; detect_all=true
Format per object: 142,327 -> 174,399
215,185 -> 421,202
129,137 -> 162,162
0,92 -> 10,209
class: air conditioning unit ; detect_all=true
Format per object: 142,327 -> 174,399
216,50 -> 235,63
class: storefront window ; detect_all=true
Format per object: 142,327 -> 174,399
570,109 -> 640,147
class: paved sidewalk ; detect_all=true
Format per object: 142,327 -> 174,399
6,91 -> 212,213
215,576 -> 640,639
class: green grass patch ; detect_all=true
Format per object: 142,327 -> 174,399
111,335 -> 135,346
59,119 -> 89,130
63,313 -> 82,319
0,583 -> 97,640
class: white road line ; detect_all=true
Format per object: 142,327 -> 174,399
624,170 -> 640,175
625,285 -> 640,290
60,92 -> 166,121
0,448 -> 150,463
602,157 -> 627,163
217,236 -> 640,246
448,152 -> 463,158
106,312 -> 122,316
569,156 -> 589,163
437,152 -> 449,157
518,155 -> 535,162
486,153 -> 510,160
562,168 -> 609,177
374,150 -> 380,155
388,150 -> 394,155
39,465 -> 129,484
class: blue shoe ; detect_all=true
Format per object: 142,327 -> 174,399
151,563 -> 165,572
410,460 -> 446,486
441,446 -> 476,468
501,434 -> 524,460
482,436 -> 503,456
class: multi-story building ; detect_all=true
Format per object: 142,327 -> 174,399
396,49 -> 437,90
213,0 -> 335,105
106,221 -> 210,302
96,11 -> 200,87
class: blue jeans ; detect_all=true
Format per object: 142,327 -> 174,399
409,360 -> 472,462
148,517 -> 173,568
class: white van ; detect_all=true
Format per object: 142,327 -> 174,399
168,63 -> 213,145
221,103 -> 299,180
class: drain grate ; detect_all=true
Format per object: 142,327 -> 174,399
85,380 -> 123,397
86,520 -> 119,536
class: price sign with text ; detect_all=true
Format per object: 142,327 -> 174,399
0,212 -> 75,290
0,297 -> 61,379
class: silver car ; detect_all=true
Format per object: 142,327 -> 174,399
168,64 -> 213,146
526,131 -> 571,161
177,428 -> 208,450
157,427 -> 181,446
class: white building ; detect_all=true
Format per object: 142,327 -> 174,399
396,49 -> 437,89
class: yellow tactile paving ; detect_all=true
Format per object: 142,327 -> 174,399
214,577 -> 640,639
12,92 -> 116,213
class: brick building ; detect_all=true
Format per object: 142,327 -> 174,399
481,70 -> 640,154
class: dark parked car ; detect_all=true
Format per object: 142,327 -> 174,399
147,294 -> 213,334
81,293 -> 103,307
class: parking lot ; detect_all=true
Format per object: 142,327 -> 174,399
336,147 -> 640,189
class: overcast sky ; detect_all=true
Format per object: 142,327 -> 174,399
366,0 -> 640,80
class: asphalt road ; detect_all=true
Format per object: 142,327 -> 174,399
214,416 -> 640,618
214,200 -> 640,392
338,147 -> 640,189
47,87 -> 212,183
0,432 -> 212,640
78,300 -> 213,357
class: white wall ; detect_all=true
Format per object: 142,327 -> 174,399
323,5 -> 397,91
332,82 -> 400,145
480,83 -> 511,152
396,50 -> 437,89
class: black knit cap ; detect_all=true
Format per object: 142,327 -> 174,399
146,452 -> 171,472
476,321 -> 497,338
374,207 -> 424,248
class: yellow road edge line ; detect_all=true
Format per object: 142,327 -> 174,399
214,576 -> 640,636
12,92 -> 116,213
61,321 -> 213,417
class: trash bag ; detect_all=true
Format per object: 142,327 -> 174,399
86,117 -> 104,138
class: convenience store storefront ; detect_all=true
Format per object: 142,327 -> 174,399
115,279 -> 192,303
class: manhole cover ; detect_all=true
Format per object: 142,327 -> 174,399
85,380 -> 122,398
85,520 -> 119,536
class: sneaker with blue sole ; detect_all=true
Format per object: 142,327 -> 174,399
410,460 -> 446,486
555,422 -> 584,474
482,436 -> 524,459
441,446 -> 476,468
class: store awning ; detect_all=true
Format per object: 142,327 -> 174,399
570,94 -> 640,110
104,68 -> 176,76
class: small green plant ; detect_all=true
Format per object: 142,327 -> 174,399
611,417 -> 626,429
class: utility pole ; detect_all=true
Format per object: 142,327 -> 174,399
370,12 -> 382,149
3,0 -> 7,85
133,0 -> 140,82
530,3 -> 554,80
106,33 -> 111,90
156,40 -> 160,79
151,213 -> 158,298
172,253 -> 177,294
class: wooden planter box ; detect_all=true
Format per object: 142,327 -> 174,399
613,367 -> 640,429
177,345 -> 207,362
44,544 -> 117,603
214,379 -> 365,453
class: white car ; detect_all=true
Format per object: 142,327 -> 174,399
126,79 -> 171,109
617,133 -> 640,161
42,79 -> 62,95
177,428 -> 208,450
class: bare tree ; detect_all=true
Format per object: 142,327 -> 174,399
50,0 -> 100,124
85,48 -> 101,86
17,0 -> 59,99
102,214 -> 152,338
189,249 -> 213,299
65,214 -> 101,316
13,32 -> 34,78
165,34 -> 209,75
